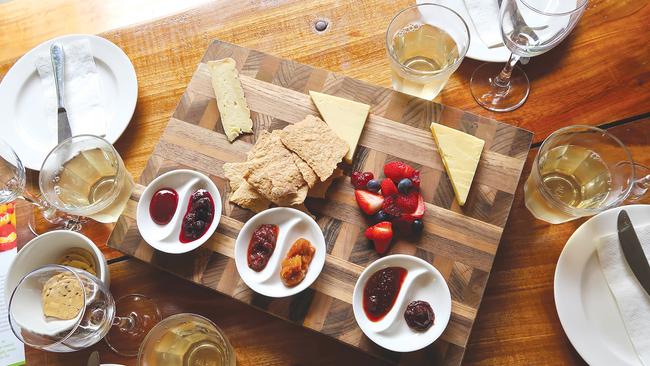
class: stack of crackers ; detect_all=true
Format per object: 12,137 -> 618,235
42,273 -> 84,320
224,115 -> 347,213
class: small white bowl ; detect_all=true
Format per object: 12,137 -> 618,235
137,169 -> 222,254
234,207 -> 326,298
352,254 -> 451,353
4,230 -> 109,306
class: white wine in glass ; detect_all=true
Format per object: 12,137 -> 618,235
469,0 -> 588,112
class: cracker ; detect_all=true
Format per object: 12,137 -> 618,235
308,168 -> 344,198
274,183 -> 308,207
280,115 -> 348,181
223,161 -> 253,192
246,130 -> 272,160
291,153 -> 318,189
42,273 -> 84,320
230,182 -> 271,213
244,132 -> 307,204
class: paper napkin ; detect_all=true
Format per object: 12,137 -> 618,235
34,39 -> 107,142
598,224 -> 650,365
464,0 -> 503,48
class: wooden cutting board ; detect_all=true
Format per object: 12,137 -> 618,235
108,40 -> 532,365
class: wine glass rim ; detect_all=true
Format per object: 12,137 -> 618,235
519,0 -> 589,17
385,3 -> 470,77
8,264 -> 87,350
534,124 -> 634,216
39,134 -> 123,215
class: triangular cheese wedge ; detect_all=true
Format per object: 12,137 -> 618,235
430,123 -> 484,206
309,91 -> 370,164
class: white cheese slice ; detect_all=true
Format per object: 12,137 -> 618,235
430,123 -> 485,206
207,58 -> 253,142
309,91 -> 370,164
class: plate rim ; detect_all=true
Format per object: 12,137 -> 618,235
0,33 -> 138,171
554,204 -> 650,366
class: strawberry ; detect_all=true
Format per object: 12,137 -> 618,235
384,161 -> 420,187
365,221 -> 393,254
355,190 -> 384,215
396,190 -> 419,212
380,179 -> 398,196
351,171 -> 374,189
382,195 -> 403,217
400,193 -> 425,221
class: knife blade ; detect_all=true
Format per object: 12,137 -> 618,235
50,43 -> 72,143
86,351 -> 100,366
618,210 -> 650,297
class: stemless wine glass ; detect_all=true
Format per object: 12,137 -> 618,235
470,0 -> 588,112
39,135 -> 135,226
386,3 -> 470,100
0,139 -> 78,234
138,313 -> 236,366
8,265 -> 162,356
524,125 -> 650,224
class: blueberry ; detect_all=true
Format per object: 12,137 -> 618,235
373,210 -> 391,222
398,178 -> 413,194
366,179 -> 381,192
412,219 -> 424,234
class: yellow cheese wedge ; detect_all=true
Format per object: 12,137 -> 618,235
430,123 -> 485,206
207,58 -> 253,142
309,91 -> 370,164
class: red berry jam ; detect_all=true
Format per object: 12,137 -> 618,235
363,267 -> 407,322
404,300 -> 434,331
179,189 -> 215,243
149,188 -> 178,225
247,224 -> 279,272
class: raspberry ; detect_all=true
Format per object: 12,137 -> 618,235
396,190 -> 419,212
382,195 -> 403,217
351,171 -> 374,189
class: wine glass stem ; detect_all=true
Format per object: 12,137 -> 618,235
112,315 -> 136,332
493,53 -> 522,88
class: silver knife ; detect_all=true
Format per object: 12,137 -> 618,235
618,210 -> 650,297
86,350 -> 100,366
50,43 -> 72,143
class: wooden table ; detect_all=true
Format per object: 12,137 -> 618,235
2,0 -> 649,364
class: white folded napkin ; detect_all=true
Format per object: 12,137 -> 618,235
464,0 -> 503,48
34,39 -> 107,144
598,224 -> 650,365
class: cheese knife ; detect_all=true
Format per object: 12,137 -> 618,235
50,43 -> 72,143
618,210 -> 650,297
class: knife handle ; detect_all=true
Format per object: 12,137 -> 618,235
50,43 -> 65,109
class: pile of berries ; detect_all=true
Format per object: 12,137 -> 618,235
352,162 -> 425,254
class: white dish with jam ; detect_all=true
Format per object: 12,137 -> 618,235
234,207 -> 326,298
137,169 -> 222,254
352,254 -> 451,352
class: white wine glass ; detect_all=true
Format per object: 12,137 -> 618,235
0,138 -> 80,234
8,265 -> 162,356
469,0 -> 588,112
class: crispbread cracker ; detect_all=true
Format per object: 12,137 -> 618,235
223,161 -> 253,192
274,183 -> 308,206
280,115 -> 348,181
244,132 -> 307,204
291,153 -> 318,188
246,130 -> 272,160
42,273 -> 84,320
308,168 -> 344,198
230,183 -> 271,212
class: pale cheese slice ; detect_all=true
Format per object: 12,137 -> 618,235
207,58 -> 253,142
309,91 -> 369,164
430,123 -> 484,206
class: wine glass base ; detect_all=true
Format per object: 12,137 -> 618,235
27,206 -> 82,236
470,62 -> 530,112
105,294 -> 162,357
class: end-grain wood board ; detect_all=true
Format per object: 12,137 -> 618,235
108,40 -> 532,365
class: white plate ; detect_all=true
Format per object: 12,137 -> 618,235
234,207 -> 326,298
0,34 -> 137,170
137,169 -> 222,254
352,254 -> 451,352
554,204 -> 650,366
416,0 -> 510,62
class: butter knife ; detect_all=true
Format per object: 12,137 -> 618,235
617,210 -> 650,297
50,43 -> 72,143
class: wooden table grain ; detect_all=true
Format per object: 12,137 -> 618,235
2,0 -> 649,365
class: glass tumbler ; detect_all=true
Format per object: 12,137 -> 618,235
524,125 -> 650,224
386,3 -> 470,100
